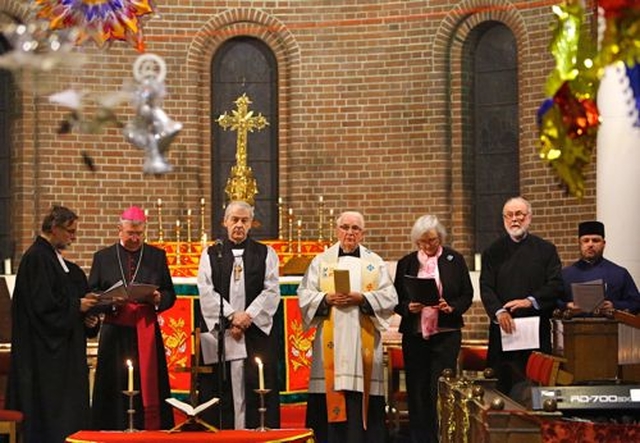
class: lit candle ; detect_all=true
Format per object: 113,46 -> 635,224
176,219 -> 180,228
319,195 -> 323,203
278,197 -> 283,205
474,253 -> 482,272
3,258 -> 11,275
200,197 -> 205,205
157,198 -> 162,207
126,359 -> 133,391
288,208 -> 293,217
256,357 -> 265,390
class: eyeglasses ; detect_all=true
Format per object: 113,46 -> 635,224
503,211 -> 528,220
58,226 -> 77,235
123,230 -> 145,238
338,224 -> 363,233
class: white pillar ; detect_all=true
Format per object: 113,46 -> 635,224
596,62 -> 640,283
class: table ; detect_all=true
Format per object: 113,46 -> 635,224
66,428 -> 315,442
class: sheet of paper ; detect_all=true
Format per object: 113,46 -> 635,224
200,330 -> 247,364
501,316 -> 540,351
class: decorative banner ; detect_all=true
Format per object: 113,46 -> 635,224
34,0 -> 155,52
159,296 -> 193,393
283,297 -> 316,393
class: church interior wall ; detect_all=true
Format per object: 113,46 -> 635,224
1,0 -> 601,341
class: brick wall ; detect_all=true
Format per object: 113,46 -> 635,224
2,0 -> 601,340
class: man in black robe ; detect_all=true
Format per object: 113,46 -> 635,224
6,205 -> 100,443
480,196 -> 563,396
196,200 -> 281,429
89,206 -> 176,430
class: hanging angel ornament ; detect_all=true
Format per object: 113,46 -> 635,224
123,53 -> 182,174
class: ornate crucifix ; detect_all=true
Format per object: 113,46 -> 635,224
217,94 -> 269,206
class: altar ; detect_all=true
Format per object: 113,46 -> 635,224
66,428 -> 315,443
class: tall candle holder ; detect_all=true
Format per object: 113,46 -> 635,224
175,220 -> 181,265
200,198 -> 207,244
254,388 -> 271,431
277,198 -> 284,240
186,209 -> 193,245
327,208 -> 335,243
297,219 -> 302,256
122,390 -> 140,432
157,199 -> 164,242
317,196 -> 324,242
143,209 -> 149,240
287,209 -> 294,253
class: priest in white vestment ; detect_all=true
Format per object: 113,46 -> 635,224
197,201 -> 281,429
298,210 -> 398,443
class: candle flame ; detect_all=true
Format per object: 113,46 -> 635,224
126,359 -> 133,368
255,357 -> 262,365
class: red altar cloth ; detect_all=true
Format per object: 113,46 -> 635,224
66,428 -> 315,443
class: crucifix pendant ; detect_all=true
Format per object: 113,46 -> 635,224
234,263 -> 243,281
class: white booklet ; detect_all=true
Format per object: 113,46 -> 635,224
500,316 -> 540,351
200,330 -> 247,364
165,396 -> 219,417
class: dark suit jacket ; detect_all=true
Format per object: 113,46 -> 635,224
394,247 -> 473,334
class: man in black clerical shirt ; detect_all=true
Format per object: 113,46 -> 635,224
480,196 -> 563,395
196,200 -> 281,429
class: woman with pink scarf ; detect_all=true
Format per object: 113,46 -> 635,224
393,215 -> 473,443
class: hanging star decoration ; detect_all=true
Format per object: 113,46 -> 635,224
123,53 -> 183,174
33,0 -> 155,52
537,0 -> 640,198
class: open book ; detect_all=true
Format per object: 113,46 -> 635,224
165,396 -> 219,417
95,280 -> 158,306
403,275 -> 439,306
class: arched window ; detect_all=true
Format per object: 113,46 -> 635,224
466,22 -> 519,252
211,37 -> 279,240
0,34 -> 14,263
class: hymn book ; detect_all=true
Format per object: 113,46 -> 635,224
571,279 -> 605,313
334,269 -> 351,294
403,275 -> 439,306
95,280 -> 158,306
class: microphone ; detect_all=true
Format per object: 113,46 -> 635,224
214,239 -> 223,259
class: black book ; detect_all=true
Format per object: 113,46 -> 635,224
403,275 -> 439,306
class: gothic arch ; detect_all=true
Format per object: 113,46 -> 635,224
184,8 -> 301,211
430,0 -> 529,259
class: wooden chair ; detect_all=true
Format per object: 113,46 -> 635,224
386,346 -> 408,434
0,352 -> 23,443
525,351 -> 573,386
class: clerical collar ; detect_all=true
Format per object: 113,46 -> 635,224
339,246 -> 360,258
228,239 -> 247,249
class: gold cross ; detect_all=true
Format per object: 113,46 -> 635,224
217,94 -> 269,205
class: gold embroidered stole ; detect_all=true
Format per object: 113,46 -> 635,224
319,258 -> 378,427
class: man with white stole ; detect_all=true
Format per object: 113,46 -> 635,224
197,201 -> 281,429
298,211 -> 398,443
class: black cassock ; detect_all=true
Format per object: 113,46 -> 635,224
89,243 -> 176,430
6,236 -> 98,443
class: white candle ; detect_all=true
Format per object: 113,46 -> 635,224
187,209 -> 192,217
200,197 -> 205,205
474,253 -> 482,272
3,258 -> 10,275
288,208 -> 293,216
256,357 -> 265,390
176,219 -> 180,227
127,359 -> 133,391
297,219 -> 302,228
278,197 -> 283,205
157,198 -> 162,206
319,195 -> 323,203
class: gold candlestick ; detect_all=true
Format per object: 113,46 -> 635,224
175,220 -> 181,265
186,209 -> 192,246
317,195 -> 324,242
157,198 -> 164,242
278,197 -> 284,240
200,198 -> 206,243
143,209 -> 149,240
327,208 -> 335,243
297,219 -> 302,256
287,208 -> 294,252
